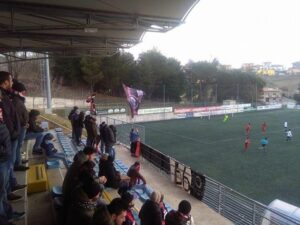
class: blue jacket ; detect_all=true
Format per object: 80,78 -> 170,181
130,131 -> 139,143
261,139 -> 268,145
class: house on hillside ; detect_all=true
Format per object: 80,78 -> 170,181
287,61 -> 300,75
259,87 -> 282,104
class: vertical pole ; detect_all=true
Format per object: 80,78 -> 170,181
163,84 -> 166,120
237,83 -> 239,103
255,82 -> 258,107
216,83 -> 218,103
44,54 -> 52,113
252,203 -> 256,224
191,86 -> 193,106
218,185 -> 222,213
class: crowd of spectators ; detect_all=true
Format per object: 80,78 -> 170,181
0,70 -> 195,225
65,104 -> 195,225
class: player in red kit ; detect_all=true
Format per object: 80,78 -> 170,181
245,123 -> 251,135
244,136 -> 250,151
261,122 -> 267,134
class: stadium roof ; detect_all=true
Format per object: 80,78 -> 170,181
0,0 -> 199,60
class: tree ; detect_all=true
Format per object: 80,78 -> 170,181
80,56 -> 103,90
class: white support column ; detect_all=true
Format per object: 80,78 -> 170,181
44,54 -> 52,114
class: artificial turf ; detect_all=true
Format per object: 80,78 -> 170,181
138,109 -> 300,207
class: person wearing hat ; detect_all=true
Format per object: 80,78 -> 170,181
12,80 -> 29,171
62,146 -> 107,217
139,191 -> 163,225
165,200 -> 195,225
121,192 -> 137,225
66,178 -> 104,225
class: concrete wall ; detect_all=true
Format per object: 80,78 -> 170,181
25,96 -> 87,109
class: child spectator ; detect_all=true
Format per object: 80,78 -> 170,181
121,192 -> 137,225
127,161 -> 146,188
165,200 -> 195,225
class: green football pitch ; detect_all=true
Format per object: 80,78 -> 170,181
138,109 -> 300,207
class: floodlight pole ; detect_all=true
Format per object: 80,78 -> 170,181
163,84 -> 166,120
44,53 -> 52,114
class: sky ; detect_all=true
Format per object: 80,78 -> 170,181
128,0 -> 300,69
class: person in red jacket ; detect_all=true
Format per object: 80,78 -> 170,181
127,161 -> 146,188
121,192 -> 137,225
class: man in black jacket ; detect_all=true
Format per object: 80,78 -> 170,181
0,72 -> 25,221
0,72 -> 26,203
68,106 -> 78,140
84,112 -> 97,147
103,125 -> 116,161
12,81 -> 29,171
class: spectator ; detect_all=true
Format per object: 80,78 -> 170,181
103,125 -> 116,159
12,81 -> 29,171
139,191 -> 163,225
66,179 -> 103,225
121,192 -> 137,225
165,200 -> 195,225
25,109 -> 45,154
160,194 -> 167,223
0,72 -> 25,203
84,111 -> 98,147
68,106 -> 78,140
73,110 -> 84,146
127,161 -> 146,188
99,122 -> 106,153
40,133 -> 66,162
129,128 -> 140,157
92,198 -> 127,225
62,147 -> 98,209
0,71 -> 25,220
98,154 -> 121,189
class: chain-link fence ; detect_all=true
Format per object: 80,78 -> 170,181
97,116 -> 145,147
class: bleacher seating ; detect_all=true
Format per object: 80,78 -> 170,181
44,127 -> 174,225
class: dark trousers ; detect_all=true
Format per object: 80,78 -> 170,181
74,127 -> 82,145
130,141 -> 137,155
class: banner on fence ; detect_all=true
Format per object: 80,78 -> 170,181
170,159 -> 191,192
190,170 -> 206,200
138,107 -> 173,115
257,104 -> 282,111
